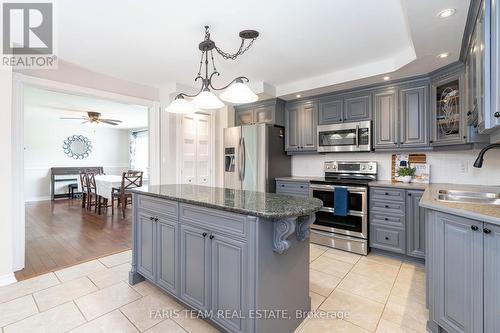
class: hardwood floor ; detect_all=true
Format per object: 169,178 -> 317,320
15,199 -> 132,281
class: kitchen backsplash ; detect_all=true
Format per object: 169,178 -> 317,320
292,149 -> 500,185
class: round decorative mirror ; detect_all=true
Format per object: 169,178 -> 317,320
62,135 -> 92,159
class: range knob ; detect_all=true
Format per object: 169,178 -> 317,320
325,165 -> 331,169
369,165 -> 373,170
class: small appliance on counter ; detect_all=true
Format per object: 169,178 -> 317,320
317,120 -> 372,152
309,161 -> 377,255
223,124 -> 291,192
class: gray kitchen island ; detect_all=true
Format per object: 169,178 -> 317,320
128,184 -> 323,333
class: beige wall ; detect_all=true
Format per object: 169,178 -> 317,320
0,69 -> 14,284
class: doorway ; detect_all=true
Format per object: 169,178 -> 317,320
11,74 -> 160,279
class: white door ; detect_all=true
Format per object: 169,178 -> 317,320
180,113 -> 213,186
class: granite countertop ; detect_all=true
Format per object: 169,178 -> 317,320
275,176 -> 325,182
368,180 -> 429,190
129,184 -> 323,219
420,183 -> 500,225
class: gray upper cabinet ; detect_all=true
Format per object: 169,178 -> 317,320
211,233 -> 247,332
301,102 -> 318,150
406,190 -> 425,259
234,99 -> 285,126
235,108 -> 254,126
431,72 -> 466,146
427,211 -> 483,333
156,218 -> 178,294
137,211 -> 156,281
284,104 -> 300,152
318,97 -> 343,124
373,89 -> 398,149
180,224 -> 211,311
493,0 -> 500,129
399,84 -> 429,147
285,101 -> 318,152
484,223 -> 500,333
344,92 -> 372,121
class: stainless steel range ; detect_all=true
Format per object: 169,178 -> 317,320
310,161 -> 377,255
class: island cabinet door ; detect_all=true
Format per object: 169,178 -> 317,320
406,190 -> 425,258
156,218 -> 178,295
180,224 -> 211,311
484,223 -> 500,333
136,211 -> 156,281
432,212 -> 483,333
210,233 -> 248,333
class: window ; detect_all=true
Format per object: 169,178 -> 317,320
130,130 -> 148,175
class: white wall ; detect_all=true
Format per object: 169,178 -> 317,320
24,115 -> 130,201
0,69 -> 15,285
292,149 -> 500,185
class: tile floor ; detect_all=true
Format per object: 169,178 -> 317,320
0,244 -> 427,333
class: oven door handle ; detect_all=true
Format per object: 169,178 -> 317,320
310,184 -> 367,193
355,124 -> 359,148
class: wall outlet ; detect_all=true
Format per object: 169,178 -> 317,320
460,161 -> 469,174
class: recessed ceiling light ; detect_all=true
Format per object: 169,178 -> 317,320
437,52 -> 450,59
383,76 -> 391,81
437,8 -> 456,18
296,94 -> 301,98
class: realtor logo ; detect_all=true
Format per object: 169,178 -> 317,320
1,1 -> 57,68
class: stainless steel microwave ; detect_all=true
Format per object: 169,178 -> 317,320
317,120 -> 372,152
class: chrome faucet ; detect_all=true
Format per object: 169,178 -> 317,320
473,143 -> 500,168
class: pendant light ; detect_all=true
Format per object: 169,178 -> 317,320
166,26 -> 259,113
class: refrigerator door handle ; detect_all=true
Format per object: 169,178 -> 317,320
238,137 -> 243,181
241,137 -> 246,181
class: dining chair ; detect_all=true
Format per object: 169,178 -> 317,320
85,172 -> 100,213
79,173 -> 88,208
111,170 -> 143,218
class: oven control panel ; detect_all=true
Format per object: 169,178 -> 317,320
324,161 -> 377,175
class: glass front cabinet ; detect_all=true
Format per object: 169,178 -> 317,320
431,72 -> 467,146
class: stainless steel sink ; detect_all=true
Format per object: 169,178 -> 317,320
437,189 -> 500,205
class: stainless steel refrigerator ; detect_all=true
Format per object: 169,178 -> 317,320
223,124 -> 291,192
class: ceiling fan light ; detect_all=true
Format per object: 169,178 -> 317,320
220,81 -> 258,104
165,95 -> 197,114
192,90 -> 224,110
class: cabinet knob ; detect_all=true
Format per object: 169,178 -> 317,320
202,232 -> 208,237
149,216 -> 154,221
209,235 -> 215,240
384,218 -> 389,221
484,228 -> 492,234
385,192 -> 389,195
385,205 -> 389,208
494,112 -> 500,118
155,217 -> 159,222
471,225 -> 479,231
385,236 -> 389,240
430,140 -> 434,144
281,184 -> 285,187
408,193 -> 412,196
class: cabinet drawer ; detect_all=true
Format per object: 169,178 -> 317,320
370,199 -> 405,216
137,195 -> 178,219
180,204 -> 248,240
370,187 -> 405,202
370,224 -> 405,254
370,212 -> 405,228
276,181 -> 309,197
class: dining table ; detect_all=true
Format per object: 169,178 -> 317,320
78,174 -> 148,200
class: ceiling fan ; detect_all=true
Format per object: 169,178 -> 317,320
59,111 -> 123,126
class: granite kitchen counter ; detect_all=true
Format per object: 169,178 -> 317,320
369,180 -> 429,190
129,184 -> 323,219
419,183 -> 500,225
275,176 -> 325,182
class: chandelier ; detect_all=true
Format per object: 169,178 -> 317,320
166,26 -> 260,114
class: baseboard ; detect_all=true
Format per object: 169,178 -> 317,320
0,273 -> 17,287
24,196 -> 51,202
